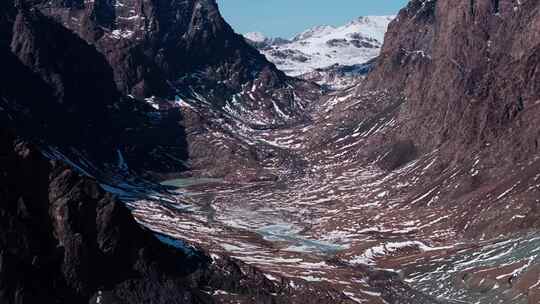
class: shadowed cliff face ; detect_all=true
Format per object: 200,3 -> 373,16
367,0 -> 540,164
7,9 -> 118,145
0,128 -> 203,304
0,3 -> 190,176
24,0 -> 287,99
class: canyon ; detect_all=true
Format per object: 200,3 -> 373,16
1,0 -> 540,303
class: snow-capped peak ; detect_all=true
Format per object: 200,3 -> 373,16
292,25 -> 336,41
244,32 -> 267,42
249,15 -> 395,77
345,16 -> 395,41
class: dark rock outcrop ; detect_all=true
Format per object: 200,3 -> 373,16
7,8 -> 118,145
0,3 -> 189,176
26,0 -> 288,100
0,127 -> 205,304
2,128 -> 346,304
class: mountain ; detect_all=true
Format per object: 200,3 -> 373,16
5,0 -> 322,180
29,0 -> 281,98
366,0 -> 539,162
245,16 -> 394,81
363,0 -> 540,228
25,0 -> 320,129
3,0 -> 540,303
0,2 -> 340,304
244,31 -> 267,42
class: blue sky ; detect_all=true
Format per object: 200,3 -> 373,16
216,0 -> 409,38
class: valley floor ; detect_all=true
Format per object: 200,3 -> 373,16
118,88 -> 540,303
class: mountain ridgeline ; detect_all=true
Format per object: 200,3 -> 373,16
244,16 -> 393,89
28,0 -> 286,99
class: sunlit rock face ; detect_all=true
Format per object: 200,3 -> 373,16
358,0 -> 540,240
367,0 -> 540,162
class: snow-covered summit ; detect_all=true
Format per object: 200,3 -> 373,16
292,25 -> 336,41
244,32 -> 267,43
244,16 -> 394,77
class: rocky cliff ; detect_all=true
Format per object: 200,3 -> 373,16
1,4 -> 190,177
22,0 -> 306,121
367,0 -> 540,164
339,0 -> 540,252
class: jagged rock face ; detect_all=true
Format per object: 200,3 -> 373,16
0,3 -> 189,176
27,0 -> 286,99
367,0 -> 540,164
0,1 -> 121,150
353,0 -> 540,241
9,9 -> 119,144
0,128 -> 202,304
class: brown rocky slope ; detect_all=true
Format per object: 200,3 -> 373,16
367,0 -> 540,165
359,0 -> 540,238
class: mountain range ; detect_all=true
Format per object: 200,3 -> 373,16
244,16 -> 393,88
2,0 -> 540,303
